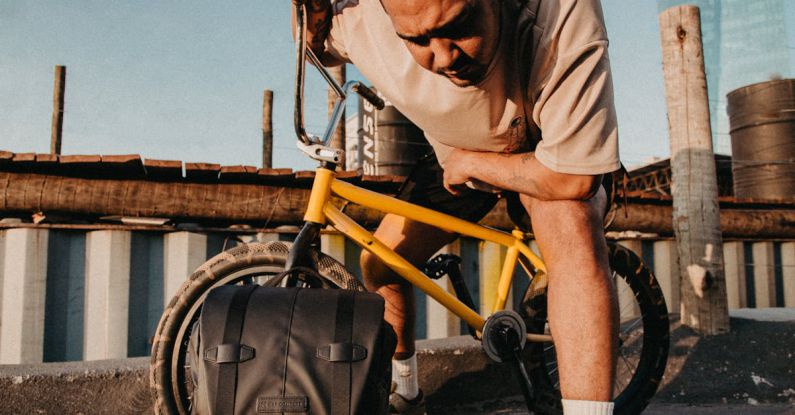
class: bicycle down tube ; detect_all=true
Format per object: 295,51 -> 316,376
304,167 -> 552,342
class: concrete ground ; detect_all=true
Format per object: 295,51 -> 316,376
437,308 -> 795,414
0,308 -> 792,414
436,396 -> 795,414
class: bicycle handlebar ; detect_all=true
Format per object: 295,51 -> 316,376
352,83 -> 385,110
293,1 -> 384,152
293,1 -> 312,146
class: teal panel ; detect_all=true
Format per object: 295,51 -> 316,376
44,230 -> 85,362
128,232 -> 164,357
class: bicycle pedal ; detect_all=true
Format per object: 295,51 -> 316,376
423,254 -> 462,279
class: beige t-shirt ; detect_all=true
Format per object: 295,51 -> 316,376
326,0 -> 620,175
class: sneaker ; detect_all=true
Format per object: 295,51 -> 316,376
389,382 -> 427,415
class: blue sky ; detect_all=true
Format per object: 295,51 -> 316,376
0,1 -> 765,170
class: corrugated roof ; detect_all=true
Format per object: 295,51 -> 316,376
1,150 -> 792,208
0,150 -> 405,192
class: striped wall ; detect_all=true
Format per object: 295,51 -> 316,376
0,227 -> 793,363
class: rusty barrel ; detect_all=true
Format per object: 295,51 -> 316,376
727,79 -> 795,200
374,105 -> 431,176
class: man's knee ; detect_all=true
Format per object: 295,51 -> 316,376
519,186 -> 607,224
360,249 -> 403,290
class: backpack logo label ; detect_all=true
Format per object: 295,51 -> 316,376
256,396 -> 308,413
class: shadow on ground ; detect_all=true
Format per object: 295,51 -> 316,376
656,317 -> 794,405
430,315 -> 795,414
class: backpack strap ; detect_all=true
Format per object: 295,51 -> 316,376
213,285 -> 258,415
330,289 -> 357,414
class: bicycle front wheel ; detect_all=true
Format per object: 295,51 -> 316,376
520,242 -> 670,415
149,241 -> 364,415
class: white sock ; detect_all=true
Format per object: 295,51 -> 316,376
392,355 -> 419,400
561,399 -> 614,415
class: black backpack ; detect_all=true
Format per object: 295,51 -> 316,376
189,285 -> 396,414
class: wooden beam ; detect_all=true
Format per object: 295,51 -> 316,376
2,171 -> 795,237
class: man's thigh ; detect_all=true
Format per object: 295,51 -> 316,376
371,214 -> 458,266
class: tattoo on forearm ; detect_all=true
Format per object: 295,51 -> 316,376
512,152 -> 539,195
309,0 -> 329,12
307,0 -> 332,50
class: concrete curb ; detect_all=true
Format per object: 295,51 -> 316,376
0,336 -> 513,414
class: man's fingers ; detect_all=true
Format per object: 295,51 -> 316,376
443,180 -> 460,196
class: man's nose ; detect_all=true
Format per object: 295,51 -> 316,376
430,38 -> 456,71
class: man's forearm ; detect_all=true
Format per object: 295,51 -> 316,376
452,151 -> 602,201
291,0 -> 340,64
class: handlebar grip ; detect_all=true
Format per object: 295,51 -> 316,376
353,83 -> 386,110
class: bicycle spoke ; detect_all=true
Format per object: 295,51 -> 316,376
614,369 -> 628,393
621,317 -> 643,335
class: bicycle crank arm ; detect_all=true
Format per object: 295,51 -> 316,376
527,333 -> 553,342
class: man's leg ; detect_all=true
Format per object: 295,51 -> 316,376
360,213 -> 458,359
520,189 -> 619,402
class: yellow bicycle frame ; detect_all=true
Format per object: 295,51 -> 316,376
305,168 -> 552,342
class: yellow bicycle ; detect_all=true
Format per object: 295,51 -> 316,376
151,4 -> 669,414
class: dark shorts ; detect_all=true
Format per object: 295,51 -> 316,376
396,153 -> 616,233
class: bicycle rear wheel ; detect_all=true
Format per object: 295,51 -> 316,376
149,241 -> 364,415
520,242 -> 670,415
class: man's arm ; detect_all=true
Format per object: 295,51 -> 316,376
290,0 -> 345,66
442,148 -> 602,201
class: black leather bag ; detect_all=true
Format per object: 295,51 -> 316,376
189,285 -> 396,415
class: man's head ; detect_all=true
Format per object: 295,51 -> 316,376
380,0 -> 501,87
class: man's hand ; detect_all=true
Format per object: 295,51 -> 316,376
305,0 -> 332,54
442,149 -> 474,195
442,148 -> 602,201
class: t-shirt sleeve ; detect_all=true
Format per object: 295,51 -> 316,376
323,0 -> 356,63
529,0 -> 620,175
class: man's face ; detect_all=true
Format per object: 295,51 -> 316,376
381,0 -> 500,87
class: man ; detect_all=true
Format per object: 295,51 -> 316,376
296,0 -> 620,413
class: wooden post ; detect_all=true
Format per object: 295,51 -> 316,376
426,240 -> 462,339
653,240 -> 680,315
0,229 -> 49,364
478,241 -> 506,317
262,89 -> 273,169
617,240 -> 642,321
751,242 -> 776,308
660,5 -> 729,334
782,242 -> 795,307
51,65 -> 66,155
84,230 -> 131,360
723,241 -> 747,310
320,230 -> 346,264
328,65 -> 346,152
